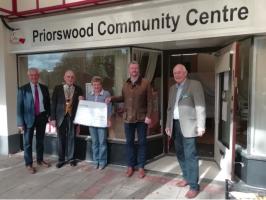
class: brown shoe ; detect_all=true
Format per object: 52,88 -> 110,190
37,160 -> 51,168
176,179 -> 188,187
26,165 -> 36,174
126,167 -> 134,177
138,168 -> 145,179
185,189 -> 199,199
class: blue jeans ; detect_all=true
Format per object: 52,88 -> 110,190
173,120 -> 199,191
89,127 -> 107,167
124,122 -> 147,168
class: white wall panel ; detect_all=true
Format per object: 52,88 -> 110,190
0,0 -> 12,10
251,37 -> 266,156
0,23 -> 8,137
0,23 -> 17,137
17,0 -> 36,12
39,0 -> 62,8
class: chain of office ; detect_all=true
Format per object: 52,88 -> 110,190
32,5 -> 249,43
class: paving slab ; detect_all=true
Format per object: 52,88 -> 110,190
0,154 -> 226,199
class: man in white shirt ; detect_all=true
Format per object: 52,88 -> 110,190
165,64 -> 206,199
17,68 -> 51,174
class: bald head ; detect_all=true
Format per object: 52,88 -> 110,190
64,70 -> 75,86
173,64 -> 188,84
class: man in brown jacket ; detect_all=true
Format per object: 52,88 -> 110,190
107,61 -> 152,178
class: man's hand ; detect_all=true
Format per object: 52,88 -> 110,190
105,97 -> 112,104
197,127 -> 205,137
78,96 -> 84,100
107,119 -> 112,127
18,126 -> 24,134
50,120 -> 56,127
165,127 -> 172,137
144,117 -> 151,125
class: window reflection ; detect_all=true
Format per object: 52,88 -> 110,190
132,48 -> 162,136
18,47 -> 162,140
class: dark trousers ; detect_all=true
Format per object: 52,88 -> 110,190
173,119 -> 199,191
23,112 -> 47,166
124,122 -> 147,168
57,114 -> 75,162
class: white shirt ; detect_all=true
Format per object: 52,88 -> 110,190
173,81 -> 185,120
30,82 -> 45,113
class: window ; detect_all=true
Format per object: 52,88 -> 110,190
132,48 -> 162,136
18,48 -> 129,139
18,47 -> 163,140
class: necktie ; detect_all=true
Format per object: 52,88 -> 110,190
34,84 -> 40,116
67,86 -> 71,100
65,86 -> 72,115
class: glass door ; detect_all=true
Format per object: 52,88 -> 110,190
214,42 -> 239,180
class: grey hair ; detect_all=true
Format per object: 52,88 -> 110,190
27,67 -> 39,75
64,70 -> 75,77
65,69 -> 75,75
91,76 -> 103,84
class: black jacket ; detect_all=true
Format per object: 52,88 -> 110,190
50,84 -> 83,127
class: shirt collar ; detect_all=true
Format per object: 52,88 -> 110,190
127,76 -> 142,85
176,79 -> 186,88
30,82 -> 39,87
90,89 -> 104,96
64,84 -> 74,89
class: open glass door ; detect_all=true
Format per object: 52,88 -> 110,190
214,42 -> 239,180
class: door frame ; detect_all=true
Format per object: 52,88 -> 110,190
214,42 -> 239,180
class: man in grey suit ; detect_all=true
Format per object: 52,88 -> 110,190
17,68 -> 51,174
165,64 -> 206,199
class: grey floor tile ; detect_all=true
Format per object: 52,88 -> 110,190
0,154 -> 226,199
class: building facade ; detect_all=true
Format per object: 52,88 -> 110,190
1,0 -> 266,188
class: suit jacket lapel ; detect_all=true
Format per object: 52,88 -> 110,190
60,85 -> 66,103
72,84 -> 78,105
39,84 -> 44,95
172,86 -> 178,107
179,79 -> 190,102
26,83 -> 34,104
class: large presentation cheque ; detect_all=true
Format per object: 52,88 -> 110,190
74,100 -> 107,127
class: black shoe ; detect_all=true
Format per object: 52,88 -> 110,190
69,160 -> 77,167
56,162 -> 65,168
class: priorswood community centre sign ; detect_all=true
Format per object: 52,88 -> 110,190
9,0 -> 253,52
32,5 -> 249,43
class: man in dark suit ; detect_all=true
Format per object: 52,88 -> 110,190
51,70 -> 83,168
17,67 -> 51,174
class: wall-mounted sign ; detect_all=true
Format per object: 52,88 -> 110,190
8,0 -> 256,53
